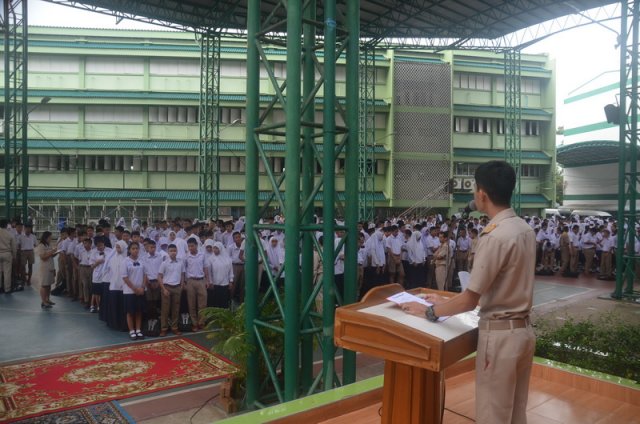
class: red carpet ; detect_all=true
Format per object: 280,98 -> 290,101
0,338 -> 236,423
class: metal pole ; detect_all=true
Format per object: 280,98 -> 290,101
322,0 -> 337,391
615,0 -> 629,299
283,0 -> 302,401
20,0 -> 28,223
244,0 -> 260,407
343,0 -> 360,384
300,0 -> 316,393
3,0 -> 10,220
626,0 -> 639,295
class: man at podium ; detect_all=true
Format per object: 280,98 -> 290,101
402,160 -> 536,424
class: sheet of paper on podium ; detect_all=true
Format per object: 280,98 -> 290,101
361,298 -> 479,342
386,292 -> 449,322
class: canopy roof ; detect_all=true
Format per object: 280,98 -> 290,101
556,140 -> 623,168
47,0 -> 618,48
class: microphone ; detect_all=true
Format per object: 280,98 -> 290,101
463,200 -> 476,214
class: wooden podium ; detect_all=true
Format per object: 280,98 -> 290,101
334,284 -> 478,424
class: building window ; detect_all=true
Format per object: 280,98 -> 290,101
85,56 -> 144,74
453,73 -> 492,91
149,58 -> 199,76
496,119 -> 505,134
149,106 -> 198,123
522,120 -> 540,136
86,106 -> 143,123
495,76 -> 541,94
454,117 -> 490,133
520,164 -> 541,178
454,163 -> 478,177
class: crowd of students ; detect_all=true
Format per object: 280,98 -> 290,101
0,211 -> 629,340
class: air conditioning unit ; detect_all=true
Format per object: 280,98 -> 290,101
452,177 -> 463,191
462,178 -> 474,192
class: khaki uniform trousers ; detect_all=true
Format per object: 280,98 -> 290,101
161,284 -> 182,330
0,252 -> 13,292
78,265 -> 92,303
583,248 -> 596,274
66,254 -> 77,298
559,247 -> 570,273
186,277 -> 207,327
387,254 -> 404,285
542,250 -> 554,269
475,323 -> 536,424
455,250 -> 469,273
600,251 -> 612,277
19,250 -> 35,280
569,248 -> 579,273
232,263 -> 245,302
435,263 -> 447,291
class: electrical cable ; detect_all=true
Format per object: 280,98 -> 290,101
189,392 -> 220,424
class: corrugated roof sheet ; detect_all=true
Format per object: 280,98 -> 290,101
454,148 -> 551,161
14,90 -> 387,106
454,193 -> 549,204
454,104 -> 552,118
3,139 -> 388,154
0,190 -> 387,202
556,140 -> 622,168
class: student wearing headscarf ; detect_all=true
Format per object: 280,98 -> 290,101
168,231 -> 188,260
361,228 -> 386,298
106,240 -> 129,331
404,230 -> 426,289
262,236 -> 284,292
206,241 -> 234,308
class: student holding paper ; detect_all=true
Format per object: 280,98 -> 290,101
401,160 -> 536,424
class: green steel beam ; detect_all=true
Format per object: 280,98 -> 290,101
504,49 -> 522,215
342,0 -> 359,386
322,0 -> 338,392
300,0 -> 316,395
3,0 -> 29,223
359,44 -> 376,222
614,0 -> 640,301
198,31 -> 221,221
244,0 -> 260,409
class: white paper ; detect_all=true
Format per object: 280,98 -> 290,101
360,301 -> 479,341
386,291 -> 430,306
386,292 -> 449,322
458,271 -> 471,291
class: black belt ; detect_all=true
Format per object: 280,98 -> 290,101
188,277 -> 204,280
148,279 -> 158,283
80,265 -> 91,268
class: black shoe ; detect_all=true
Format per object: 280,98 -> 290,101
47,301 -> 56,305
41,303 -> 52,309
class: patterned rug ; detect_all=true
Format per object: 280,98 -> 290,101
0,338 -> 236,423
12,401 -> 134,424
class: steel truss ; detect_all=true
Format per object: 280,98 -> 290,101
3,0 -> 28,222
614,0 -> 640,300
244,0 -> 359,407
504,49 -> 522,214
198,31 -> 221,221
358,43 -> 376,222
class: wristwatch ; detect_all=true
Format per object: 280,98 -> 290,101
425,305 -> 439,322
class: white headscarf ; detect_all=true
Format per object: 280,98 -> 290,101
406,231 -> 426,264
364,230 -> 386,267
108,240 -> 129,291
266,236 -> 284,272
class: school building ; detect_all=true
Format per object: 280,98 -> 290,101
1,26 -> 556,226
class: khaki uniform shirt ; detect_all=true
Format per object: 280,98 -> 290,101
467,208 -> 536,320
0,228 -> 17,256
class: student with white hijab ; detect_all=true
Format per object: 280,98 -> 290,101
106,240 -> 129,331
261,236 -> 284,292
206,241 -> 234,308
404,230 -> 426,289
361,229 -> 386,298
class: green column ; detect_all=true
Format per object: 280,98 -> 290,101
300,0 -> 316,393
342,0 -> 359,385
244,0 -> 260,408
322,0 -> 337,391
615,1 -> 628,299
20,2 -> 28,223
283,0 -> 302,401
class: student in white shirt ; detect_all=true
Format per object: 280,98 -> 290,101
206,241 -> 234,309
89,236 -> 111,314
77,237 -> 94,307
122,242 -> 147,340
158,244 -> 185,336
143,240 -> 166,320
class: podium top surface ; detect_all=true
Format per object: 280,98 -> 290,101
359,300 -> 479,342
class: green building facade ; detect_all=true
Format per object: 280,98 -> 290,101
0,27 -> 555,226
